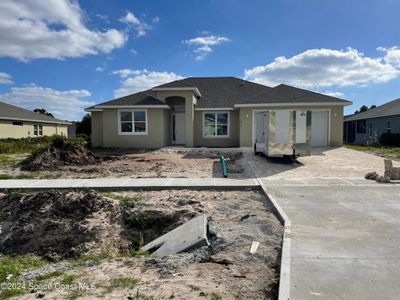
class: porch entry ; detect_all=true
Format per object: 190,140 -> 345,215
172,112 -> 185,144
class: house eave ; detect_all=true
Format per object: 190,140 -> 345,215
234,102 -> 352,108
0,116 -> 71,125
93,105 -> 171,109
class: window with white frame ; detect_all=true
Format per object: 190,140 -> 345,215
386,120 -> 391,133
203,112 -> 229,137
33,124 -> 43,136
119,110 -> 147,134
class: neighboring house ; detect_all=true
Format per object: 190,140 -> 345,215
344,98 -> 400,144
85,77 -> 351,148
0,101 -> 70,139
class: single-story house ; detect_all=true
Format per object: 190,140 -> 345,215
344,98 -> 400,144
0,101 -> 70,139
85,77 -> 351,148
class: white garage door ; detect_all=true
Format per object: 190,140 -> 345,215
311,111 -> 329,146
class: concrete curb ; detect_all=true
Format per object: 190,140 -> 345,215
258,181 -> 291,300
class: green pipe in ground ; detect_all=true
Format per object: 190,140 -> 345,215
220,154 -> 228,178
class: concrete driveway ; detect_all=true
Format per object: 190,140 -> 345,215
268,185 -> 400,300
252,148 -> 400,299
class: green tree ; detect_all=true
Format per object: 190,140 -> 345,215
33,108 -> 54,117
354,104 -> 376,114
76,113 -> 91,136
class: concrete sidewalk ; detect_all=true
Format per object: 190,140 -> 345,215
0,177 -> 259,191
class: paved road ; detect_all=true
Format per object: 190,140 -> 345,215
267,184 -> 400,300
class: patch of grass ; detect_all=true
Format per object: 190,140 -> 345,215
0,255 -> 48,299
0,136 -> 56,154
189,285 -> 200,292
109,277 -> 139,289
66,289 -> 86,300
210,292 -> 222,300
0,173 -> 38,180
0,255 -> 47,283
345,144 -> 400,160
61,274 -> 77,285
36,269 -> 65,280
0,155 -> 20,167
99,192 -> 142,205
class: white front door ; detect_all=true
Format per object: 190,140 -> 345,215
173,113 -> 185,144
311,111 -> 329,146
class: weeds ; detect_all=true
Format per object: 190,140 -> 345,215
99,192 -> 142,205
345,144 -> 400,160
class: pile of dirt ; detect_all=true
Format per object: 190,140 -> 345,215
0,190 -> 200,261
21,139 -> 99,171
0,190 -> 124,260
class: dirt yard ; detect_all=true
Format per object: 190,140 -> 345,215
0,189 -> 282,300
0,148 -> 250,179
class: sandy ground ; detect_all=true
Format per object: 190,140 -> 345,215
8,189 -> 283,300
0,148 -> 251,179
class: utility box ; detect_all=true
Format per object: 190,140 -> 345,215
254,110 -> 312,158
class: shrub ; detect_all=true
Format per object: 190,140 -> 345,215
379,133 -> 400,146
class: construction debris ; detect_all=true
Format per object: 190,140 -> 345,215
141,214 -> 209,257
384,159 -> 400,180
365,171 -> 379,180
250,241 -> 260,255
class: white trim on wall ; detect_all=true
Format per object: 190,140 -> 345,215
117,109 -> 148,136
202,111 -> 230,139
195,107 -> 234,111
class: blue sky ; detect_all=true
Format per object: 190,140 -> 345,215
0,0 -> 399,120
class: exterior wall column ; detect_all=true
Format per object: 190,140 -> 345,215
184,94 -> 195,147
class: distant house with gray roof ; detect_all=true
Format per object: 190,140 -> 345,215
344,98 -> 400,144
0,101 -> 71,139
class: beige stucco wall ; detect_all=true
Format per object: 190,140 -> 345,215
155,90 -> 196,147
97,108 -> 169,148
239,105 -> 344,147
0,119 -> 68,139
194,110 -> 240,147
91,112 -> 103,147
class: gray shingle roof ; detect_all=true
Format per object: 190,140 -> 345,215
94,90 -> 165,107
89,77 -> 351,109
238,84 -> 351,105
345,98 -> 400,121
0,101 -> 70,124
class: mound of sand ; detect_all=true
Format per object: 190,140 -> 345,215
21,139 -> 99,171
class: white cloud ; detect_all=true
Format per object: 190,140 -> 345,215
0,84 -> 94,120
379,46 -> 400,68
113,70 -> 184,98
119,11 -> 151,37
95,66 -> 105,72
320,91 -> 344,98
244,47 -> 400,88
129,49 -> 138,55
183,35 -> 230,61
112,68 -> 149,78
0,0 -> 126,61
0,72 -> 13,85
